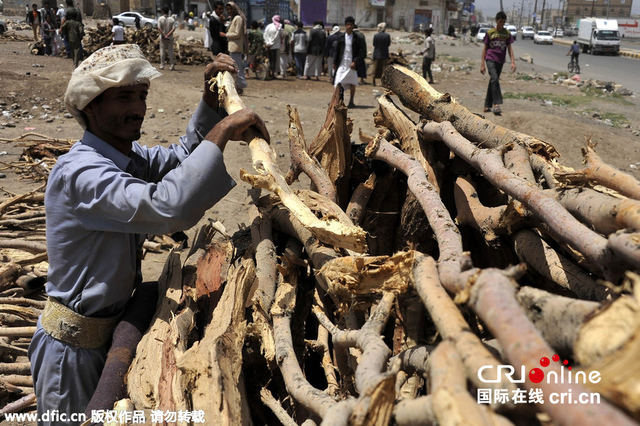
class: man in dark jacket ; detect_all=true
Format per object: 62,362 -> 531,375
27,3 -> 42,41
324,24 -> 341,84
333,16 -> 366,107
372,22 -> 390,86
209,1 -> 228,55
304,20 -> 326,80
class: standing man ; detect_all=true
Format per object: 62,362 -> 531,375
334,16 -> 366,108
292,21 -> 307,79
158,7 -> 176,70
28,44 -> 269,426
225,2 -> 248,93
304,20 -> 326,81
41,1 -> 58,30
263,15 -> 282,79
421,27 -> 436,84
324,25 -> 341,84
27,4 -> 42,41
480,11 -> 515,116
111,18 -> 125,45
209,1 -> 227,55
60,12 -> 83,67
371,22 -> 390,86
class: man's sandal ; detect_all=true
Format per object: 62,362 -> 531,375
483,107 -> 491,113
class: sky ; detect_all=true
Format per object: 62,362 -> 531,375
473,0 -> 640,19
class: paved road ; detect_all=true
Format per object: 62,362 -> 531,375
513,37 -> 640,93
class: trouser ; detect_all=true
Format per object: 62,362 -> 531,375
304,54 -> 322,77
63,34 -> 71,58
279,51 -> 291,76
268,48 -> 279,75
32,23 -> 41,41
69,40 -> 81,67
571,52 -> 579,66
159,37 -> 175,66
230,52 -> 247,89
422,56 -> 434,82
294,52 -> 306,76
326,56 -> 334,81
44,38 -> 52,55
484,60 -> 504,108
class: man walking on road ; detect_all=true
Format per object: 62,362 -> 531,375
480,11 -> 516,116
334,16 -> 366,108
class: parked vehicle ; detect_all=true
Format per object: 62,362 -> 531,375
506,24 -> 517,40
577,18 -> 620,55
553,28 -> 564,37
565,27 -> 579,36
0,19 -> 6,35
533,31 -> 553,45
476,27 -> 489,42
521,26 -> 535,39
113,11 -> 158,28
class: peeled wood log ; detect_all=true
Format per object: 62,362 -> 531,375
0,363 -> 31,375
249,204 -> 277,316
0,392 -> 36,416
213,72 -> 367,253
0,240 -> 46,254
513,229 -> 609,301
393,396 -> 437,426
259,387 -> 297,426
454,176 -> 509,242
0,327 -> 36,337
0,297 -> 45,309
381,64 -> 559,158
0,375 -> 33,387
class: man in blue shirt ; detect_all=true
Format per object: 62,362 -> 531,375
28,44 -> 269,425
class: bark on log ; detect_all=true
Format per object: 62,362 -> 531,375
381,64 -> 559,158
0,327 -> 36,338
346,173 -> 376,225
0,363 -> 31,375
512,229 -> 609,301
0,263 -> 23,292
516,286 -> 599,358
421,121 -> 633,277
0,240 -> 46,253
579,144 -> 640,200
0,392 -> 36,415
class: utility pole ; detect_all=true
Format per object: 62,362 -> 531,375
533,0 -> 539,29
541,0 -> 546,29
590,0 -> 596,17
519,0 -> 525,28
500,0 -> 504,11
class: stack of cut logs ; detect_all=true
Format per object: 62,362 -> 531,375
1,65 -> 640,425
82,24 -> 211,65
119,67 -> 640,425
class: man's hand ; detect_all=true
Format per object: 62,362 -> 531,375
203,54 -> 238,108
511,62 -> 516,72
205,108 -> 270,152
480,63 -> 486,75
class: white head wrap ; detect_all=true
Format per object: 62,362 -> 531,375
331,25 -> 340,35
64,44 -> 162,129
377,22 -> 386,32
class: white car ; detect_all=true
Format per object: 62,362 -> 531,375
476,27 -> 489,42
552,28 -> 564,37
506,24 -> 517,40
521,26 -> 534,39
533,31 -> 553,45
113,12 -> 158,28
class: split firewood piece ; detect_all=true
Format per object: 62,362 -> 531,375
513,229 -> 609,301
374,94 -> 440,192
175,256 -> 255,424
412,253 -> 519,410
0,187 -> 45,216
516,286 -> 600,358
307,84 -> 353,207
381,64 -> 559,158
271,257 -> 337,419
0,392 -> 36,416
214,72 -> 367,253
285,106 -> 337,203
429,341 -> 512,426
317,251 -> 414,298
421,121 -> 634,276
0,263 -> 23,292
393,395 -> 437,426
577,143 -> 640,200
259,388 -> 297,426
249,203 -> 277,316
365,135 -> 466,291
468,268 -> 636,426
127,251 -> 182,409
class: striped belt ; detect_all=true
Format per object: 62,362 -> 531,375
41,297 -> 121,349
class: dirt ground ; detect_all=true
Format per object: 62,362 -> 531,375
1,20 -> 639,284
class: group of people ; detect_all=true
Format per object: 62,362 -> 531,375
26,0 -> 84,66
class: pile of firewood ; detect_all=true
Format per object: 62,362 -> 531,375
82,24 -> 211,65
100,67 -> 640,426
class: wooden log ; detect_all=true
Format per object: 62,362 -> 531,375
214,71 -> 367,253
0,327 -> 36,338
0,375 -> 33,387
0,363 -> 31,375
0,263 -> 22,292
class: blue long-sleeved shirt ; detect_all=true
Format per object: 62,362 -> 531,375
44,100 -> 235,317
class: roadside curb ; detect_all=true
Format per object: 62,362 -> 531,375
620,50 -> 640,59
